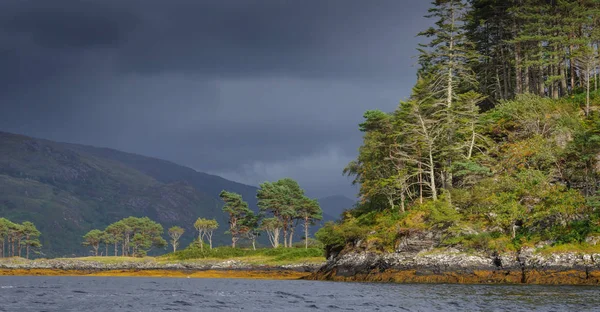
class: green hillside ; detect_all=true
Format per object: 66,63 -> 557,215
0,132 -> 255,257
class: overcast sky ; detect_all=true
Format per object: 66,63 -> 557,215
0,0 -> 431,198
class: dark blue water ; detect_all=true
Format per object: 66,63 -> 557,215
0,276 -> 598,311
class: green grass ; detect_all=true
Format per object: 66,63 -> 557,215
535,243 -> 600,254
161,247 -> 325,263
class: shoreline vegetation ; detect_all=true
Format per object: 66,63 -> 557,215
307,0 -> 600,286
0,247 -> 326,279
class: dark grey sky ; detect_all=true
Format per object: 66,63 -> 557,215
0,0 -> 431,198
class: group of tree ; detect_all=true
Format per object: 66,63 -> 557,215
219,178 -> 323,249
324,0 -> 600,252
82,217 -> 166,257
0,218 -> 41,259
466,0 -> 600,109
81,178 -> 322,256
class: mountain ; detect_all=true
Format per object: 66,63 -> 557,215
0,131 -> 259,257
317,195 -> 356,221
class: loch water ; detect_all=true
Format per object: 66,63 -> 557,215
0,276 -> 598,311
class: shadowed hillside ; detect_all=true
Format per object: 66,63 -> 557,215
0,131 -> 260,257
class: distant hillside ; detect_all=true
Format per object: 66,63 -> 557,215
0,131 -> 260,257
318,195 -> 356,220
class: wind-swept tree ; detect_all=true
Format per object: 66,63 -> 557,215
105,222 -> 125,256
168,226 -> 185,252
82,229 -> 103,256
0,219 -> 11,258
241,212 -> 261,250
194,218 -> 219,250
220,190 -> 253,248
21,221 -> 41,259
260,217 -> 282,248
92,217 -> 166,257
257,178 -> 308,247
296,197 -> 323,249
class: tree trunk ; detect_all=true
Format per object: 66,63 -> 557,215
105,244 -> 108,257
502,48 -> 510,99
419,161 -> 423,204
468,123 -> 476,159
252,238 -> 256,251
524,59 -> 530,93
208,232 -> 213,249
304,217 -> 310,249
288,226 -> 295,248
570,43 -> 576,93
198,231 -> 204,251
552,63 -> 559,99
114,242 -> 118,257
429,150 -> 438,201
538,66 -> 545,97
560,60 -> 567,97
400,191 -> 406,213
515,42 -> 523,95
17,238 -> 22,257
586,70 -> 591,117
282,225 -> 288,248
232,236 -> 237,248
25,235 -> 30,259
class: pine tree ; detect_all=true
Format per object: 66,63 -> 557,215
220,190 -> 253,248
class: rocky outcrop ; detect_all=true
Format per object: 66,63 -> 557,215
0,258 -> 323,275
307,247 -> 600,285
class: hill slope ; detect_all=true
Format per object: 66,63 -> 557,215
0,131 -> 260,257
317,195 -> 356,220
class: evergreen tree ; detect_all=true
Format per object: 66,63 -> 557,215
219,190 -> 253,248
82,229 -> 103,256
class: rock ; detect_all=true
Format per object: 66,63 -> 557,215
308,245 -> 600,285
586,235 -> 600,246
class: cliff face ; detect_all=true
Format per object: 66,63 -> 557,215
310,231 -> 600,285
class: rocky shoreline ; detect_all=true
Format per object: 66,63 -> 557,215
3,249 -> 599,285
0,258 -> 323,279
306,248 -> 600,285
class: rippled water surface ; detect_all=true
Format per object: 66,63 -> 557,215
0,276 -> 599,311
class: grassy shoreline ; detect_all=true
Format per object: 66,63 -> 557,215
0,248 -> 327,279
0,268 -> 312,279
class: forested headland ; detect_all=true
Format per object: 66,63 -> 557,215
315,0 -> 600,257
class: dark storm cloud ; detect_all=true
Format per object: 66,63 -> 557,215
1,1 -> 137,49
0,0 -> 431,197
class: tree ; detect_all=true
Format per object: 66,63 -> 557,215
99,217 -> 166,257
220,190 -> 253,248
100,231 -> 115,257
194,218 -> 219,250
21,222 -> 41,259
257,181 -> 288,247
105,222 -> 125,256
241,212 -> 260,250
260,217 -> 282,248
168,226 -> 185,252
82,229 -> 103,256
0,218 -> 11,258
296,197 -> 323,249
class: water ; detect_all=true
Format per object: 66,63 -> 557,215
0,276 -> 598,312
